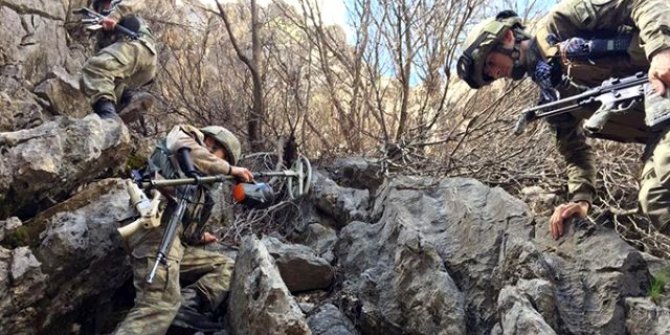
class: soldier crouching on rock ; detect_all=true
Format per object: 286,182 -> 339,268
114,125 -> 254,334
79,0 -> 157,123
456,0 -> 670,239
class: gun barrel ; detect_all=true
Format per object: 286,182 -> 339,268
144,186 -> 193,284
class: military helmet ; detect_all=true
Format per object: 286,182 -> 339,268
457,11 -> 526,89
200,126 -> 242,165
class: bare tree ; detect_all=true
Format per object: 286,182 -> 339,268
216,0 -> 266,151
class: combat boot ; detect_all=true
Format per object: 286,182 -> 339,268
172,287 -> 225,332
93,98 -> 121,121
118,90 -> 155,123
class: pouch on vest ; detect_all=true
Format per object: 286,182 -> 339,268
645,86 -> 670,130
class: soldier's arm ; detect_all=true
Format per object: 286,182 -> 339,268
547,114 -> 597,205
165,125 -> 233,176
107,0 -> 145,21
535,0 -> 670,60
631,0 -> 670,59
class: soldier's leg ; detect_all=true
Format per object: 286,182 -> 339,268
639,129 -> 670,235
116,42 -> 158,123
80,41 -> 141,119
114,229 -> 185,335
180,247 -> 235,312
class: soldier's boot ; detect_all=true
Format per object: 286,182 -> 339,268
93,98 -> 121,121
117,90 -> 154,123
171,287 -> 225,332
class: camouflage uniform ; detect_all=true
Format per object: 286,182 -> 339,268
115,125 -> 237,335
527,0 -> 670,232
80,0 -> 157,107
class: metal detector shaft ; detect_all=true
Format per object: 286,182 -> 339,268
141,171 -> 300,189
141,175 -> 233,189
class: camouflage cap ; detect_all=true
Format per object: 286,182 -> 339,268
457,11 -> 525,89
200,126 -> 242,165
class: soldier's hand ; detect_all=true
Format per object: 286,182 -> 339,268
649,48 -> 670,96
231,166 -> 254,182
549,201 -> 589,240
101,17 -> 117,31
200,232 -> 218,244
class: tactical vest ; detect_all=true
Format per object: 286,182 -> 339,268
146,139 -> 214,245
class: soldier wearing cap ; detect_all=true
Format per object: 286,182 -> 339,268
115,124 -> 253,334
80,0 -> 157,122
456,0 -> 670,239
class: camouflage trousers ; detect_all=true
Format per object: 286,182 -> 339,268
640,126 -> 670,235
114,226 -> 234,335
80,38 -> 157,106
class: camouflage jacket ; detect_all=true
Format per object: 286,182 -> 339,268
527,0 -> 670,204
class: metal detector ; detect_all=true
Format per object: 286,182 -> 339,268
139,154 -> 312,199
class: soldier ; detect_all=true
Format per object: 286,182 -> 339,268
456,0 -> 670,239
116,125 -> 253,334
80,0 -> 157,122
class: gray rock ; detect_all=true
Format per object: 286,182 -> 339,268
295,223 -> 338,264
37,178 -> 136,270
299,302 -> 316,314
325,157 -> 384,193
337,176 -> 651,334
497,285 -> 557,335
262,235 -> 334,293
228,235 -> 311,335
525,219 -> 650,334
515,279 -> 559,330
339,177 -> 529,334
10,246 -> 43,283
0,247 -> 12,314
0,88 -> 44,132
309,171 -> 369,227
0,0 -> 68,85
1,179 -> 135,333
307,304 -> 357,335
0,115 -> 131,218
8,246 -> 47,316
34,66 -> 88,117
625,297 -> 670,335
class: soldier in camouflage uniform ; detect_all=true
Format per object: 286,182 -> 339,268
80,0 -> 157,122
456,0 -> 670,239
115,125 -> 254,334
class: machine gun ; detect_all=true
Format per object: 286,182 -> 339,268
514,72 -> 653,135
73,7 -> 139,40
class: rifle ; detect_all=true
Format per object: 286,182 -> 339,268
514,72 -> 650,135
146,184 -> 197,284
73,7 -> 139,40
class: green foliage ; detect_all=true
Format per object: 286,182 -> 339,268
126,153 -> 147,171
649,268 -> 670,304
2,225 -> 34,249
